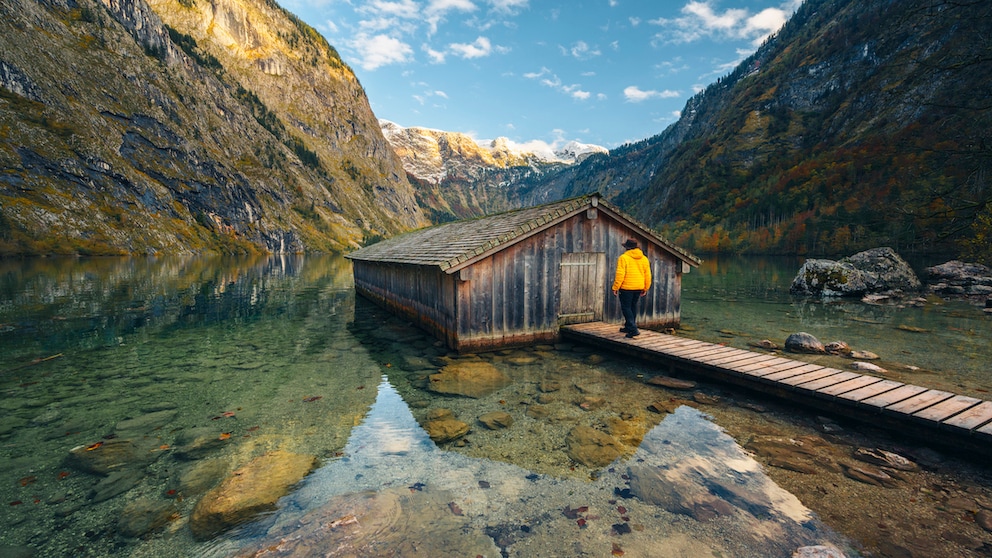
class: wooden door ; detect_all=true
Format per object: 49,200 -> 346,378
558,252 -> 606,324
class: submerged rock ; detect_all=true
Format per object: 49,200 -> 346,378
190,450 -> 317,540
793,545 -> 847,558
646,376 -> 696,390
231,487 -> 498,557
565,426 -> 622,468
66,438 -> 156,475
478,411 -> 513,430
428,361 -> 511,398
424,418 -> 470,443
118,497 -> 178,538
853,448 -> 918,472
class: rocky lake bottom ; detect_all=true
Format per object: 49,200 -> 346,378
1,254 -> 991,557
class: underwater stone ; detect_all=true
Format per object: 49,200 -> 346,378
478,411 -> 513,430
428,361 -> 511,398
190,450 -> 317,541
565,425 -> 621,468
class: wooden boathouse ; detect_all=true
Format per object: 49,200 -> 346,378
346,193 -> 700,352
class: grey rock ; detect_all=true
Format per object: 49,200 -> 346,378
785,332 -> 826,354
791,248 -> 921,297
927,260 -> 992,298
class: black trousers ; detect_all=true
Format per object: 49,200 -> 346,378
618,289 -> 641,333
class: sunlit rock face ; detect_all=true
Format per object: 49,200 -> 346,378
0,0 -> 426,256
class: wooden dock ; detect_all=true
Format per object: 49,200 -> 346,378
561,322 -> 992,453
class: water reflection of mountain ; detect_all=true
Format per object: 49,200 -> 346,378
0,255 -> 353,358
224,378 -> 852,558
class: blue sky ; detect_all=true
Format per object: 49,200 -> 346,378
280,0 -> 803,151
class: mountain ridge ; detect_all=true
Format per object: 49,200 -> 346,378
0,0 -> 426,255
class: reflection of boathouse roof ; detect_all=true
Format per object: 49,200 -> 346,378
346,193 -> 699,273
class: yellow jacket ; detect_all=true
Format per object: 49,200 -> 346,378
612,248 -> 652,292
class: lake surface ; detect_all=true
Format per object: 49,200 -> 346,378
1,254 -> 991,557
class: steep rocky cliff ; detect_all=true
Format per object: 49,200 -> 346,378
381,120 -> 607,221
0,0 -> 426,255
556,0 -> 992,258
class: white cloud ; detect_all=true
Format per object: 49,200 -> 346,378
623,85 -> 681,102
525,68 -> 593,101
449,36 -> 493,58
363,0 -> 420,20
350,33 -> 414,70
649,1 -> 793,46
425,0 -> 478,35
488,0 -> 528,13
434,90 -> 449,98
424,45 -> 447,63
563,40 -> 601,59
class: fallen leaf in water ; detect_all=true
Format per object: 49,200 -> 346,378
85,442 -> 103,451
221,411 -> 236,417
617,505 -> 627,514
9,501 -> 22,506
302,396 -> 322,403
218,432 -> 231,440
448,502 -> 463,516
57,472 -> 70,480
612,542 -> 625,556
577,518 -> 587,528
166,489 -> 177,497
247,426 -> 260,432
18,476 -> 36,487
159,445 -> 170,450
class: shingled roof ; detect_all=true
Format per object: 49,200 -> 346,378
346,193 -> 699,273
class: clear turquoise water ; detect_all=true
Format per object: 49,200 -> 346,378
1,254 -> 990,557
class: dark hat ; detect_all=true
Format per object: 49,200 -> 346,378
622,238 -> 639,249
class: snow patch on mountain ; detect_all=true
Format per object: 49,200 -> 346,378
380,120 -> 607,184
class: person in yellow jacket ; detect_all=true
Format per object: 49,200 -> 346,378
612,238 -> 651,338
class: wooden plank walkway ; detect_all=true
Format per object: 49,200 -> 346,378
561,322 -> 992,452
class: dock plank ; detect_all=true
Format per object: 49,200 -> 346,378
860,385 -> 929,408
884,390 -> 955,415
762,364 -> 827,382
707,352 -> 777,368
837,379 -> 904,402
913,395 -> 983,423
778,368 -> 846,387
942,401 -> 992,431
816,375 -> 883,397
792,371 -> 862,391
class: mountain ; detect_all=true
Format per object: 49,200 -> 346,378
380,120 -> 608,222
557,0 -> 992,260
0,0 -> 427,256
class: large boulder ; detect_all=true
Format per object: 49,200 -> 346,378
189,451 -> 317,540
791,248 -> 920,297
784,332 -> 826,354
926,260 -> 992,298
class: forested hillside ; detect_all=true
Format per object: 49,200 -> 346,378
564,0 -> 990,262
